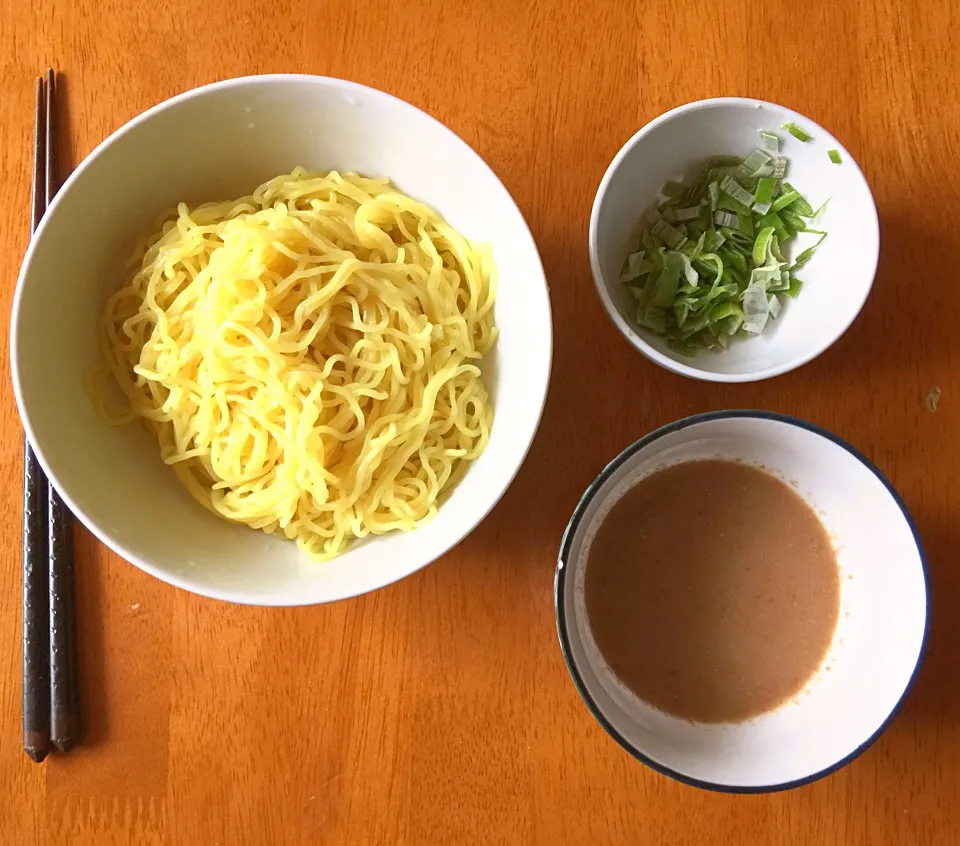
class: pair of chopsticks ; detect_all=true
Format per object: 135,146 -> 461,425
23,69 -> 79,763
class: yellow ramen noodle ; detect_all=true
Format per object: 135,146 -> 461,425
97,168 -> 497,560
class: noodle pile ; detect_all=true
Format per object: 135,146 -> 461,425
96,168 -> 497,560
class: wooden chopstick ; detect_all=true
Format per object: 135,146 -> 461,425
22,69 -> 79,763
42,69 -> 80,753
22,73 -> 52,764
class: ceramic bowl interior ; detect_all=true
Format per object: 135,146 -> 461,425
556,412 -> 927,791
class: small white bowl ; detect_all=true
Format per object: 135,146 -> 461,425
11,75 -> 552,605
589,99 -> 879,382
556,411 -> 928,792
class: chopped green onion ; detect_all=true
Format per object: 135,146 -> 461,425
675,252 -> 699,285
639,305 -> 668,333
766,271 -> 790,293
782,122 -> 813,142
771,185 -> 800,212
714,211 -> 739,229
779,206 -> 807,228
652,253 -> 682,306
717,191 -> 751,215
722,247 -> 747,272
685,231 -> 707,261
667,337 -> 698,356
751,266 -> 783,287
695,252 -> 724,284
720,175 -> 755,208
707,155 -> 745,168
620,146 -> 825,353
620,250 -> 646,282
789,192 -> 815,217
768,294 -> 782,320
810,198 -> 831,220
752,177 -> 777,214
736,149 -> 771,181
828,149 -> 842,164
662,180 -> 688,199
755,210 -> 786,238
709,300 -> 743,328
708,181 -> 720,211
758,130 -> 780,152
673,202 -> 704,222
741,283 -> 770,334
651,218 -> 687,250
752,226 -> 776,266
703,230 -> 725,252
790,233 -> 827,270
769,235 -> 785,264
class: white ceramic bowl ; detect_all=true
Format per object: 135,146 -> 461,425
11,75 -> 552,605
556,411 -> 928,792
589,99 -> 879,382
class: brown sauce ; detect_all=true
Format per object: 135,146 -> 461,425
584,460 -> 840,724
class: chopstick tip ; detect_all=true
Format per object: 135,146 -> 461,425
24,730 -> 51,763
51,711 -> 80,753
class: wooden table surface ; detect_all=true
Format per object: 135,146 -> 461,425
1,0 -> 958,843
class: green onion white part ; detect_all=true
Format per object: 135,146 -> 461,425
621,149 -> 827,353
758,130 -> 780,152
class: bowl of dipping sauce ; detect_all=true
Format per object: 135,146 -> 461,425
555,411 -> 928,792
589,99 -> 879,382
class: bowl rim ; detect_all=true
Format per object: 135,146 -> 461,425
10,73 -> 554,605
587,97 -> 880,383
554,409 -> 930,793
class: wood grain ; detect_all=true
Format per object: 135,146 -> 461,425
1,0 -> 958,842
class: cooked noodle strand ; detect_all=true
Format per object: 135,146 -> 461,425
94,169 -> 497,560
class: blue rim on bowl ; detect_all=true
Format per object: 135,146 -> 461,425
554,409 -> 930,793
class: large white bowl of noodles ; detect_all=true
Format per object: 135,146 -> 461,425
11,75 -> 552,605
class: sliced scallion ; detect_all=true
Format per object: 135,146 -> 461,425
708,181 -> 720,211
758,130 -> 780,152
752,226 -> 776,266
714,210 -> 739,229
771,185 -> 801,212
672,202 -> 705,222
768,293 -> 782,320
782,122 -> 813,142
752,177 -> 777,214
662,180 -> 688,199
828,149 -> 842,164
651,218 -> 687,250
620,249 -> 646,282
790,232 -> 827,270
721,175 -> 757,209
736,149 -> 771,181
620,147 -> 826,352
